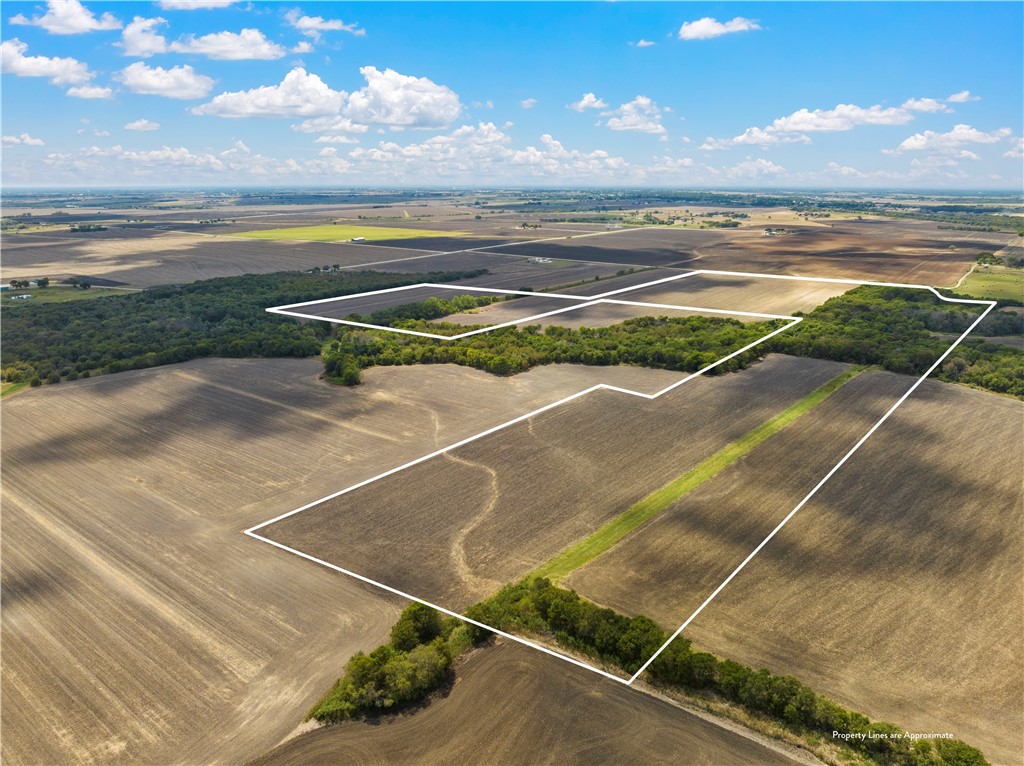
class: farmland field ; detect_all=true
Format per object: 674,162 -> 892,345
231,224 -> 467,243
568,377 -> 1023,765
258,356 -> 848,609
252,640 -> 809,766
957,265 -> 1024,301
1,358 -> 691,765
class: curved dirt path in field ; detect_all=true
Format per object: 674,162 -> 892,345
426,410 -> 503,595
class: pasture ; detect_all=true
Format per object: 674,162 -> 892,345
231,224 -> 466,243
958,265 -> 1024,301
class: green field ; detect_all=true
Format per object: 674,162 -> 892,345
231,224 -> 464,242
958,266 -> 1024,302
3,287 -> 129,306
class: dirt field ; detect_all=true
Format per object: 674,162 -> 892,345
568,376 -> 1023,765
1,358 -> 691,766
492,221 -> 1012,285
259,356 -> 847,609
251,640 -> 809,766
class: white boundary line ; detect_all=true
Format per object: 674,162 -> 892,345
247,269 -> 995,686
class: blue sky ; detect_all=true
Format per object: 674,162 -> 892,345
2,1 -> 1021,188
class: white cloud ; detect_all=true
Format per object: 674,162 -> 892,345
1,38 -> 92,85
957,150 -> 981,161
701,126 -> 811,150
67,84 -> 112,99
315,134 -> 358,144
284,9 -> 364,40
634,39 -> 656,47
124,118 -> 160,131
767,103 -> 913,132
602,95 -> 665,135
1004,138 -> 1024,160
292,115 -> 368,133
120,16 -> 167,57
946,90 -> 979,103
192,67 -> 345,117
157,0 -> 236,8
10,0 -> 120,35
170,28 -> 286,60
292,41 -> 313,54
2,133 -> 45,146
93,129 -> 110,137
678,17 -> 760,41
344,66 -> 462,128
902,97 -> 951,113
824,161 -> 865,178
568,92 -> 607,111
520,97 -> 537,109
725,158 -> 785,178
891,123 -> 1012,154
117,62 -> 214,99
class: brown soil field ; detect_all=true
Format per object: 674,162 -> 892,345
494,222 -> 1013,285
438,299 -> 719,330
607,272 -> 849,319
251,640 -> 810,766
1,358 -> 687,765
569,376 -> 1023,765
259,356 -> 847,610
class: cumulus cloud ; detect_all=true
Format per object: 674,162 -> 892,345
169,28 -> 286,59
292,40 -> 313,54
124,118 -> 160,131
284,9 -> 364,40
120,16 -> 168,57
520,97 -> 537,109
2,132 -> 45,146
1003,137 -> 1024,160
767,103 -> 914,132
344,66 -> 462,128
890,123 -> 1012,154
701,126 -> 811,150
315,134 -> 359,144
568,92 -> 607,112
1,38 -> 92,84
602,95 -> 666,135
67,84 -> 111,98
117,62 -> 214,99
946,90 -> 979,103
725,158 -> 785,178
633,39 -> 655,47
291,115 -> 368,133
902,97 -> 951,113
823,161 -> 866,178
10,0 -> 120,34
157,0 -> 236,8
192,67 -> 346,117
678,17 -> 760,41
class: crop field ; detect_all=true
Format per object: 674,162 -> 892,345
231,224 -> 467,243
490,221 -> 1012,284
257,356 -> 847,609
957,265 -> 1024,301
252,640 -> 807,766
567,377 -> 1023,764
1,358 -> 692,765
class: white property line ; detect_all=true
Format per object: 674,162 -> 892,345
247,270 -> 995,687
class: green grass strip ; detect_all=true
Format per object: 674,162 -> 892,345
532,366 -> 865,582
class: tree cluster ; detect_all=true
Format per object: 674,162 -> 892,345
1,268 -> 487,387
307,603 -> 471,723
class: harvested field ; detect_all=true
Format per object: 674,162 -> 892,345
251,640 -> 808,766
1,358 -> 686,765
608,272 -> 849,319
258,356 -> 848,609
490,222 -> 1013,285
231,224 -> 465,242
569,377 -> 1023,765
